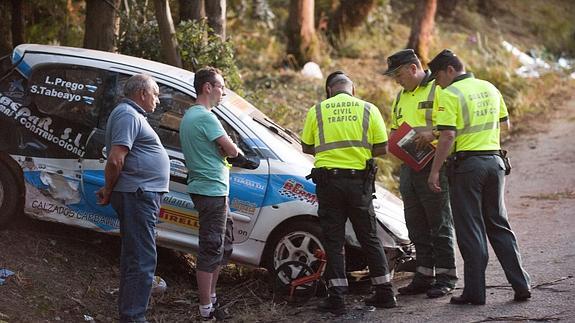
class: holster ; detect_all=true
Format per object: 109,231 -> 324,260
500,149 -> 512,176
306,168 -> 328,185
364,159 -> 378,194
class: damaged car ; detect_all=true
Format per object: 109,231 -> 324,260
0,44 -> 413,275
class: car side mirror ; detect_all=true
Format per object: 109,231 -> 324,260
227,154 -> 260,169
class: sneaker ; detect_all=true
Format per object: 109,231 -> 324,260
364,290 -> 398,308
317,296 -> 347,315
201,307 -> 228,321
426,284 -> 454,298
397,279 -> 433,295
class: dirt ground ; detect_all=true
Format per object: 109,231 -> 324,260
1,97 -> 574,322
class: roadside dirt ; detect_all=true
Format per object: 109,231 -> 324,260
1,97 -> 574,323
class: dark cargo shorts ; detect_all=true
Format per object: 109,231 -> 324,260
190,194 -> 234,273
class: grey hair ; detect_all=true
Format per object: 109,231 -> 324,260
124,74 -> 155,97
328,74 -> 353,88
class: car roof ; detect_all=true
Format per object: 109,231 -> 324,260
13,44 -> 197,92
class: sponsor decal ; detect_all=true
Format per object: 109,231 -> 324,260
278,179 -> 317,205
232,176 -> 265,191
162,195 -> 194,210
6,79 -> 25,98
0,91 -> 87,157
159,205 -> 199,229
230,198 -> 257,216
31,199 -> 119,229
29,76 -> 97,104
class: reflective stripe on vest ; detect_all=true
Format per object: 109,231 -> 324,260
314,102 -> 372,153
412,82 -> 437,132
444,85 -> 499,135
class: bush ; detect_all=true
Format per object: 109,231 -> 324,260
117,17 -> 242,92
177,20 -> 242,92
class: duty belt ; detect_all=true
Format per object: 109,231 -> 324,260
326,168 -> 367,177
454,150 -> 500,160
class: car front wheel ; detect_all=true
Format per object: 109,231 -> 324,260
265,219 -> 325,273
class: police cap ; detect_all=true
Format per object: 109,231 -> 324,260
383,49 -> 419,76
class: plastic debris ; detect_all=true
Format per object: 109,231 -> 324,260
502,40 -> 574,78
301,62 -> 323,79
83,314 -> 95,322
0,269 -> 15,286
152,275 -> 167,295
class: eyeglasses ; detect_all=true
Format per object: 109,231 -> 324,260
210,82 -> 225,90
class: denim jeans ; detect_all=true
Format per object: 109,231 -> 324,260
111,189 -> 163,323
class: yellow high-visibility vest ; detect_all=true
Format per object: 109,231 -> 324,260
436,74 -> 509,152
391,73 -> 439,132
301,93 -> 388,169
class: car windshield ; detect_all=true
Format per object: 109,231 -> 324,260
220,91 -> 313,164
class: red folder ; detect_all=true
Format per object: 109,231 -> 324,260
388,122 -> 435,172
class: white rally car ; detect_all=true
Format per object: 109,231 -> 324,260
0,44 -> 412,274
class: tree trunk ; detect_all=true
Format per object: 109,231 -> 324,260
154,0 -> 183,67
328,0 -> 374,47
286,0 -> 319,68
10,0 -> 24,47
179,0 -> 205,22
406,0 -> 437,65
0,0 -> 12,56
205,0 -> 226,39
83,0 -> 121,51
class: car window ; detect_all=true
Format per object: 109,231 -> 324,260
96,74 -> 254,155
148,84 -> 196,150
99,74 -> 196,151
28,64 -> 112,129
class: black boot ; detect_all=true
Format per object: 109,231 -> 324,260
365,285 -> 397,308
317,296 -> 347,315
397,274 -> 434,295
427,274 -> 456,298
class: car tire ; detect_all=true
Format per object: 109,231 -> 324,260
0,162 -> 22,228
264,219 -> 325,273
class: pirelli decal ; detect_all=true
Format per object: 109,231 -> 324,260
159,205 -> 199,229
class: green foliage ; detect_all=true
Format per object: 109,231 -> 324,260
117,16 -> 242,92
177,20 -> 243,92
118,19 -> 163,61
24,0 -> 84,47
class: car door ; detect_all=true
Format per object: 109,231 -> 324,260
214,105 -> 270,243
147,84 -> 270,244
15,63 -> 115,229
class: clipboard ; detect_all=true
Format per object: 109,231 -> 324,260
388,122 -> 435,172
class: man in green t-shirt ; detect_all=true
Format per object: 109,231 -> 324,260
180,67 -> 240,320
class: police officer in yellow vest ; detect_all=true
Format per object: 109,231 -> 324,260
301,71 -> 397,314
384,49 -> 458,298
427,49 -> 531,305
